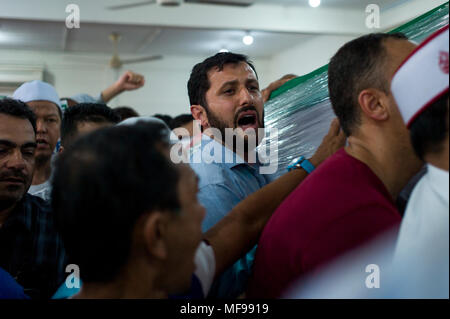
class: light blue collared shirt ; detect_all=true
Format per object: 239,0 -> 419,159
189,134 -> 276,298
190,135 -> 275,231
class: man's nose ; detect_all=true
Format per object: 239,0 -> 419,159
36,119 -> 47,133
7,150 -> 27,170
238,87 -> 253,106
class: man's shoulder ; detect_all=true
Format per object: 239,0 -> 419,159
303,148 -> 385,194
17,194 -> 53,224
313,148 -> 362,176
402,169 -> 448,228
265,149 -> 397,229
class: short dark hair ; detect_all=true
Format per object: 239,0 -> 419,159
187,52 -> 258,109
61,103 -> 120,148
153,114 -> 173,126
170,114 -> 194,129
328,33 -> 408,136
409,93 -> 449,160
0,98 -> 37,134
51,123 -> 181,283
113,106 -> 140,121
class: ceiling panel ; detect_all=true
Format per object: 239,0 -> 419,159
0,0 -> 430,59
0,19 -> 313,58
0,19 -> 64,51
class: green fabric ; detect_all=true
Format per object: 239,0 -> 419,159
261,3 -> 449,175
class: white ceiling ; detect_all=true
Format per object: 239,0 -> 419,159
0,0 -> 440,59
106,0 -> 403,10
0,19 -> 314,58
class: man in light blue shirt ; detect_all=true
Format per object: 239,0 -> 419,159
185,51 -> 321,298
186,52 -> 344,297
187,53 -> 276,298
190,134 -> 275,232
189,129 -> 278,297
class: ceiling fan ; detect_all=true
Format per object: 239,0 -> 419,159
108,32 -> 162,69
107,0 -> 254,10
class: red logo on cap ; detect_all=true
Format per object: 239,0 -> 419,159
439,51 -> 449,74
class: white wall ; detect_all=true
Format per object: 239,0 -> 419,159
264,0 -> 448,81
0,48 -> 272,116
266,34 -> 357,80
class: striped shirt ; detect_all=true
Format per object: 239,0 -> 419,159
0,194 -> 67,299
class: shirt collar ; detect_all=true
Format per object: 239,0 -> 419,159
426,164 -> 449,204
192,134 -> 250,169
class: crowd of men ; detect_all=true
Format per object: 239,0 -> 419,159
0,25 -> 448,299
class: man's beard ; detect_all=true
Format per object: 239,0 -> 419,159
205,106 -> 265,154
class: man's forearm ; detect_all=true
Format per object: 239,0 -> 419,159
204,168 -> 308,278
100,85 -> 122,103
205,118 -> 345,278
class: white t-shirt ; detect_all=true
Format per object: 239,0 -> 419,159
193,241 -> 216,297
394,164 -> 449,298
28,180 -> 52,201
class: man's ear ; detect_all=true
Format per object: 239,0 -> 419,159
358,88 -> 389,122
191,105 -> 209,129
58,145 -> 64,154
142,212 -> 169,260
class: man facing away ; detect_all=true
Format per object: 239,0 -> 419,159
59,103 -> 121,152
248,33 -> 423,298
51,121 -> 333,298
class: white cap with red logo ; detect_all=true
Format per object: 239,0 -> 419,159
391,25 -> 449,128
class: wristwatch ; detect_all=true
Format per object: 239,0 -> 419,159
287,156 -> 315,174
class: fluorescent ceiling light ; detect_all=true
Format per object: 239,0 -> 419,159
309,0 -> 321,8
243,34 -> 254,46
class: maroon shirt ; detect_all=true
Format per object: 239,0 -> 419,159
248,149 -> 401,298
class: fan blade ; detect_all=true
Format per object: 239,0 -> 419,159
185,0 -> 253,7
60,54 -> 109,63
107,0 -> 156,10
121,55 -> 163,64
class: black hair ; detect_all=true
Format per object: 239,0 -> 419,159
113,106 -> 140,121
51,122 -> 180,283
0,98 -> 37,134
170,114 -> 194,130
328,33 -> 408,136
409,93 -> 449,160
153,114 -> 173,126
61,103 -> 120,148
187,52 -> 258,109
